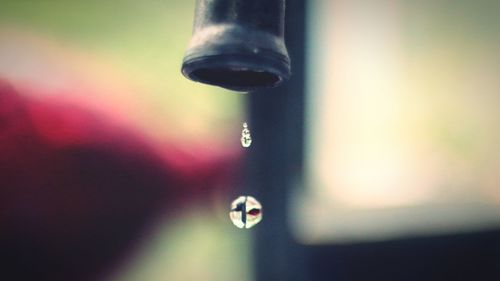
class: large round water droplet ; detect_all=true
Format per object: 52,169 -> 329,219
229,196 -> 262,229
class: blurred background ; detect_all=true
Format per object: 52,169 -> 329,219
1,0 -> 500,281
300,0 -> 500,243
0,1 -> 251,281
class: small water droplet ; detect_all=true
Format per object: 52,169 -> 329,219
229,196 -> 262,229
241,122 -> 252,148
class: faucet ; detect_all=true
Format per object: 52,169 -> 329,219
181,0 -> 290,92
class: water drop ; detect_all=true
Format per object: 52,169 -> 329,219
241,122 -> 252,148
229,196 -> 262,229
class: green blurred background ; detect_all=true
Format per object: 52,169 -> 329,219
0,0 -> 243,146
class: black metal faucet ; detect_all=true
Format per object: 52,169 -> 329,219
181,0 -> 291,92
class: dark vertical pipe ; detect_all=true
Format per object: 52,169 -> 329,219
246,0 -> 307,280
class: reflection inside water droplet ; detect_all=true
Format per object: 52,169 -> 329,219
241,122 -> 252,148
229,196 -> 262,229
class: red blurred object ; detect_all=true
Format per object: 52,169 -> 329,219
0,79 -> 239,281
